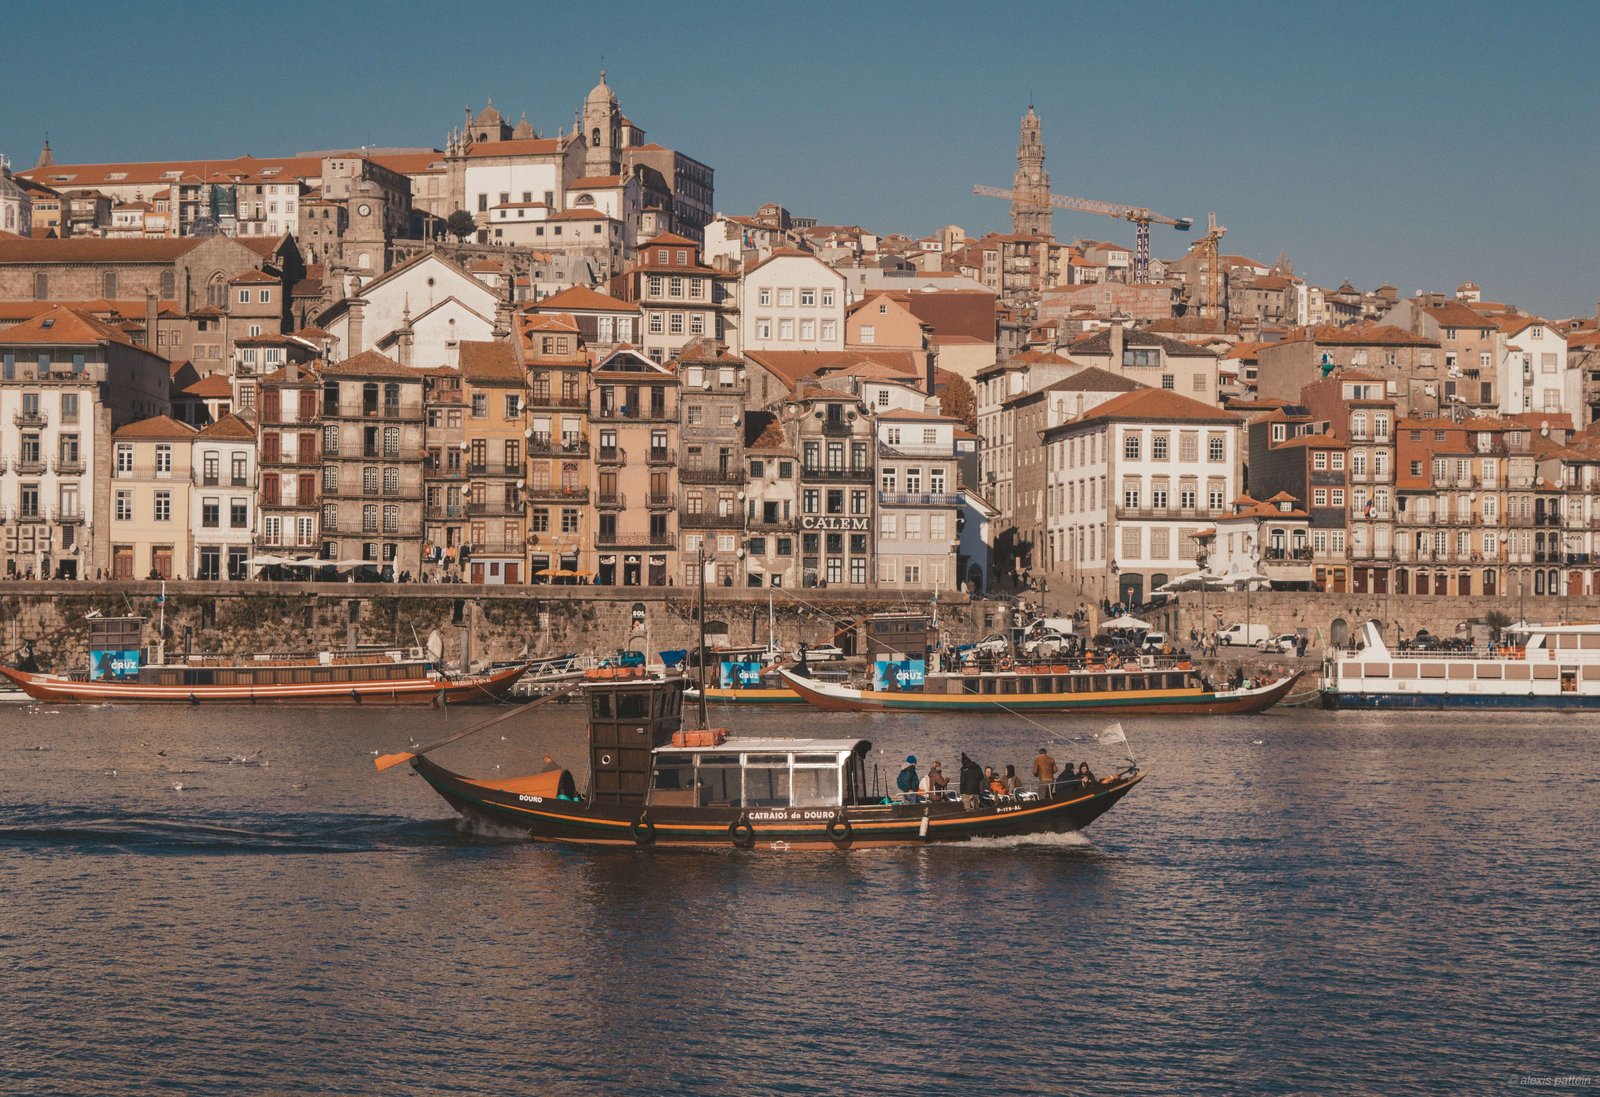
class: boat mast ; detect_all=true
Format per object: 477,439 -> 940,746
697,541 -> 710,728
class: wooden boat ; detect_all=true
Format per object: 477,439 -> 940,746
777,665 -> 1301,715
0,658 -> 529,705
398,670 -> 1144,850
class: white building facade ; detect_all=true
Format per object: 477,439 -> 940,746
738,251 -> 847,355
1043,389 -> 1242,604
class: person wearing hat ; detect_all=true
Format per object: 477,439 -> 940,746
896,755 -> 921,802
1032,746 -> 1058,795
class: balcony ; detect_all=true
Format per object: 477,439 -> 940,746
597,530 -> 674,548
1263,547 -> 1315,562
321,519 -> 424,537
51,457 -> 85,475
325,402 -> 424,421
481,537 -> 527,554
11,507 -> 46,523
878,491 -> 962,508
596,493 -> 626,509
13,410 -> 47,429
526,486 -> 589,504
646,448 -> 673,465
820,419 -> 855,437
645,492 -> 674,508
51,506 -> 86,525
596,446 -> 625,464
594,405 -> 672,423
13,457 -> 46,475
424,463 -> 466,480
1113,506 -> 1219,521
749,518 -> 792,532
680,511 -> 743,529
261,451 -> 319,467
800,465 -> 873,482
426,504 -> 466,520
526,392 -> 586,411
528,435 -> 590,458
466,501 -> 525,517
679,466 -> 742,485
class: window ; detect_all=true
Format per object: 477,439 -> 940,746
859,325 -> 875,344
1161,374 -> 1174,390
1123,434 -> 1141,460
1313,450 -> 1328,471
471,394 -> 487,418
1207,435 -> 1225,462
1152,435 -> 1169,460
115,444 -> 134,474
154,491 -> 171,522
155,445 -> 172,475
114,491 -> 132,521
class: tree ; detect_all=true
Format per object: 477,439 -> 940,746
1485,609 -> 1514,643
938,373 -> 978,433
445,210 -> 477,241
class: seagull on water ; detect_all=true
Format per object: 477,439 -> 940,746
1251,739 -> 1265,746
171,782 -> 185,791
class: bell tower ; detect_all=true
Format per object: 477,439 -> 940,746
582,70 -> 622,176
1011,106 -> 1051,239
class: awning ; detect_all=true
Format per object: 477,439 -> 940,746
1098,615 -> 1152,632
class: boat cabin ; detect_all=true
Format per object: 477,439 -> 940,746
648,738 -> 872,810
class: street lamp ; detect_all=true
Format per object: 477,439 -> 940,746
1108,559 -> 1120,612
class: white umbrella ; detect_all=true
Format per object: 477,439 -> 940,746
1099,614 -> 1152,632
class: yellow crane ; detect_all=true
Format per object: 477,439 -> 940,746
972,183 -> 1193,284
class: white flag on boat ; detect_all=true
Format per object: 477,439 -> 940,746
1097,722 -> 1127,748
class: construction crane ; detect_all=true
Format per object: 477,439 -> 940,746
1196,212 -> 1228,320
972,183 -> 1193,284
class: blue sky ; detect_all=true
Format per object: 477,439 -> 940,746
5,0 -> 1597,316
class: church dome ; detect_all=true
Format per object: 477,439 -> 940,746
474,98 -> 504,126
586,71 -> 617,107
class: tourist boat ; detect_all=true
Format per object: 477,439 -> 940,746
776,663 -> 1300,715
392,669 -> 1144,850
0,655 -> 529,705
1321,619 -> 1600,709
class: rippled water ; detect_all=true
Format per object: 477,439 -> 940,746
2,698 -> 1596,1095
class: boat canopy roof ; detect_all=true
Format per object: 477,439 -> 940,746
656,737 -> 870,759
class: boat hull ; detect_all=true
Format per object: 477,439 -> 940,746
1321,688 -> 1600,711
411,754 -> 1143,849
0,662 -> 528,705
779,669 -> 1301,715
685,686 -> 806,705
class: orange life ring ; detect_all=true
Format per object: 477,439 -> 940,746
998,656 -> 1015,671
1106,655 -> 1121,669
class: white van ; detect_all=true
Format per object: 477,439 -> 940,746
1217,623 -> 1271,647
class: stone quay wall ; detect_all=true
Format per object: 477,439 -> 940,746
1141,591 -> 1600,647
0,581 -> 1001,672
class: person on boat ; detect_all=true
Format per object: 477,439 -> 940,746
927,760 -> 950,800
897,755 -> 922,803
540,754 -> 559,773
1001,764 -> 1021,797
983,765 -> 1005,799
1077,761 -> 1097,786
958,753 -> 983,810
1032,747 -> 1058,794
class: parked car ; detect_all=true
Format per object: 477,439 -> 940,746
1139,632 -> 1170,654
1256,633 -> 1299,653
1022,631 -> 1072,658
963,633 -> 1012,660
1217,623 -> 1271,647
801,643 -> 845,662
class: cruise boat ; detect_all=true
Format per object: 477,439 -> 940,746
386,669 -> 1144,850
777,663 -> 1300,715
0,655 -> 529,705
1321,619 -> 1600,709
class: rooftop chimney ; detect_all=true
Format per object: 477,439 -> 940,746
346,296 -> 366,358
144,292 -> 158,350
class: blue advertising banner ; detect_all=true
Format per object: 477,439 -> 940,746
873,659 -> 925,691
719,660 -> 765,689
90,649 -> 141,681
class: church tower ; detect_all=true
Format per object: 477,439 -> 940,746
582,71 -> 622,176
1011,106 -> 1051,239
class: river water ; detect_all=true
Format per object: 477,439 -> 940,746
1,698 -> 1595,1095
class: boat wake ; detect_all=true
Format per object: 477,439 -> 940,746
0,805 -> 456,855
963,830 -> 1094,850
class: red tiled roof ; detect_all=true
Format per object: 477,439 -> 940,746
0,236 -> 204,263
321,349 -> 415,379
458,341 -> 521,383
113,414 -> 197,441
0,305 -> 136,347
182,373 -> 234,398
196,413 -> 256,441
531,285 -> 637,313
464,138 -> 562,158
1066,387 -> 1240,425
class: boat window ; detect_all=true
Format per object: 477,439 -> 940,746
591,691 -> 613,718
696,763 -> 740,805
617,691 -> 651,719
652,761 -> 692,790
745,753 -> 789,766
791,765 -> 841,808
794,754 -> 837,766
742,765 -> 790,808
